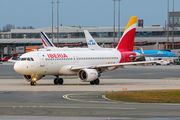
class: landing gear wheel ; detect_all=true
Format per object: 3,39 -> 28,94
90,78 -> 100,85
94,78 -> 100,85
58,78 -> 63,85
30,81 -> 36,86
54,78 -> 58,85
90,81 -> 94,85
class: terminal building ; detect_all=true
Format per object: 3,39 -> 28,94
1,13 -> 180,58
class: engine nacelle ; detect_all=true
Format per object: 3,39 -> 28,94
23,75 -> 44,82
77,69 -> 98,82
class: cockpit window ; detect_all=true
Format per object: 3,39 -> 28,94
21,58 -> 27,61
18,57 -> 34,61
30,58 -> 34,61
27,58 -> 31,61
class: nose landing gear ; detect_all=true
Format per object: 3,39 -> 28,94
30,81 -> 37,86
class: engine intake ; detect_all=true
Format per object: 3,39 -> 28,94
77,69 -> 98,82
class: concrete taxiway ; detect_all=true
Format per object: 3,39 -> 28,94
0,78 -> 180,91
0,62 -> 180,119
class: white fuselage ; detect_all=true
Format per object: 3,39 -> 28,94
14,50 -> 121,76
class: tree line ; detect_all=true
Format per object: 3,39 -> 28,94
1,24 -> 34,32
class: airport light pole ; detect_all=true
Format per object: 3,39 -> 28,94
51,0 -> 54,43
57,0 -> 60,47
166,0 -> 169,49
167,0 -> 169,45
172,0 -> 174,49
118,0 -> 121,43
113,0 -> 116,44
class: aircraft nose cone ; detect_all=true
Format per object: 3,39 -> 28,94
14,63 -> 22,74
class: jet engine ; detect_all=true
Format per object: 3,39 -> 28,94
77,69 -> 98,82
23,75 -> 44,82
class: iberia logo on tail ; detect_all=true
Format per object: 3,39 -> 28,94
116,16 -> 137,52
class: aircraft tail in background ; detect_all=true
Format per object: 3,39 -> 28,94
40,31 -> 56,48
84,30 -> 102,50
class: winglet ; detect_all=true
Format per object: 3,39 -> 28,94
84,30 -> 102,50
40,31 -> 56,48
116,16 -> 137,52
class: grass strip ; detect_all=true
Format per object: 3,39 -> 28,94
105,90 -> 180,103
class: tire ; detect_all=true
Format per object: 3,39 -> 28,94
30,81 -> 36,86
94,78 -> 100,85
54,78 -> 58,85
90,81 -> 95,85
58,78 -> 63,85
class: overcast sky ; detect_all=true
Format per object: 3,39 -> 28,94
1,0 -> 180,29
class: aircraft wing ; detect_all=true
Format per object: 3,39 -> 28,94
70,60 -> 162,71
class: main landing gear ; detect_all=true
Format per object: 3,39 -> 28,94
90,78 -> 100,85
54,76 -> 64,85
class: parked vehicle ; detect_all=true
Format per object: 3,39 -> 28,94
175,59 -> 180,65
2,56 -> 10,62
156,60 -> 170,65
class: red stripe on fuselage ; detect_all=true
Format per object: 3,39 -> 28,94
112,51 -> 137,71
120,51 -> 136,63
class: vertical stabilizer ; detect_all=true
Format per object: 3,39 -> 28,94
40,31 -> 56,48
84,30 -> 102,50
116,16 -> 137,52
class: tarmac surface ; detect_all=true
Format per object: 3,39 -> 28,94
0,62 -> 180,120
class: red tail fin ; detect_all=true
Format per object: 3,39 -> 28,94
116,16 -> 137,52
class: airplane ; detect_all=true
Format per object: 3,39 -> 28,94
133,49 -> 178,60
13,16 -> 161,86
